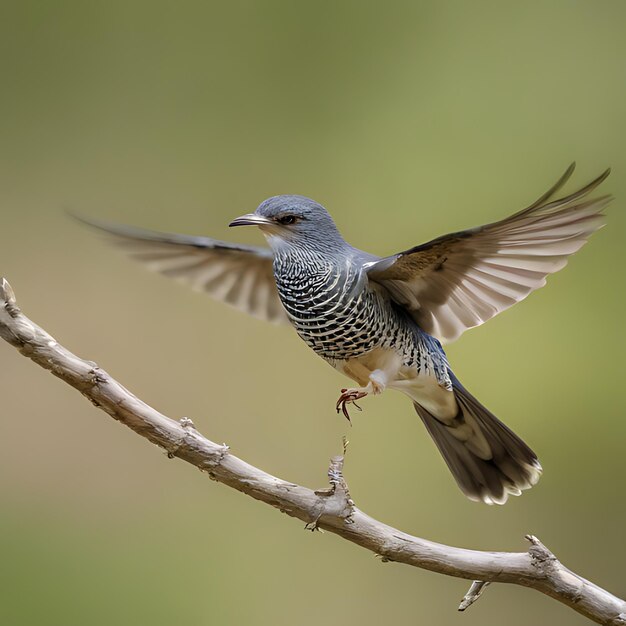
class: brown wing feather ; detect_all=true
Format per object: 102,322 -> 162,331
366,165 -> 611,343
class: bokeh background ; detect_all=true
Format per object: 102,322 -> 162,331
1,2 -> 625,625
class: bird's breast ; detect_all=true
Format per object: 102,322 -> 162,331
274,256 -> 368,357
273,254 -> 406,361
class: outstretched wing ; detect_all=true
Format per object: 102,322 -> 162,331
74,216 -> 289,324
365,164 -> 611,343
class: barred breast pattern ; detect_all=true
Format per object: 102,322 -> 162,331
273,248 -> 449,382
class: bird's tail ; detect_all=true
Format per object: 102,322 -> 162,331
413,373 -> 542,504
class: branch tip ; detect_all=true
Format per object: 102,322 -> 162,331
1,278 -> 16,305
304,516 -> 324,532
309,439 -> 356,527
525,535 -> 555,561
458,580 -> 490,611
1,278 -> 13,301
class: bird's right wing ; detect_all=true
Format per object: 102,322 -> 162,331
74,216 -> 289,324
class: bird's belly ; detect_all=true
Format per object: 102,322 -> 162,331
334,347 -> 457,419
333,347 -> 412,386
333,346 -> 446,388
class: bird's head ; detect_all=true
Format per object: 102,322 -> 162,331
229,195 -> 346,252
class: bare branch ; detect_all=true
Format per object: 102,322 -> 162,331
0,277 -> 624,626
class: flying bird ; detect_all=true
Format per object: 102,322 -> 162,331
77,164 -> 611,504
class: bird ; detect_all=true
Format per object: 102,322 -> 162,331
76,163 -> 611,504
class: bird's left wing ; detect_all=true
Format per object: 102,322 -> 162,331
74,216 -> 289,324
365,164 -> 611,344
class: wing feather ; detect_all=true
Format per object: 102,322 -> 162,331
366,165 -> 611,343
73,215 -> 289,324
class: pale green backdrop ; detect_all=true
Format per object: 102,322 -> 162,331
1,2 -> 624,625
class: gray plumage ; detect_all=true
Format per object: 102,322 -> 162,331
76,164 -> 611,504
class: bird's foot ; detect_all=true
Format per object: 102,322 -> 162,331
336,388 -> 368,422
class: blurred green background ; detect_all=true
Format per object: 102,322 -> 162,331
1,1 -> 624,625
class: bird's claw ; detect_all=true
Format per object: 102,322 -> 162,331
336,388 -> 368,422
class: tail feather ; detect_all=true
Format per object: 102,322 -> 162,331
414,374 -> 542,504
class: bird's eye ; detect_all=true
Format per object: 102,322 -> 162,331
277,215 -> 297,225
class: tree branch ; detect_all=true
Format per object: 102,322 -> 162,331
0,277 -> 624,625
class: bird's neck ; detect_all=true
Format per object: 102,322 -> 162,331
273,242 -> 347,286
270,237 -> 350,266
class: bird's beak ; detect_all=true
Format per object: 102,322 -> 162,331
229,214 -> 273,228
